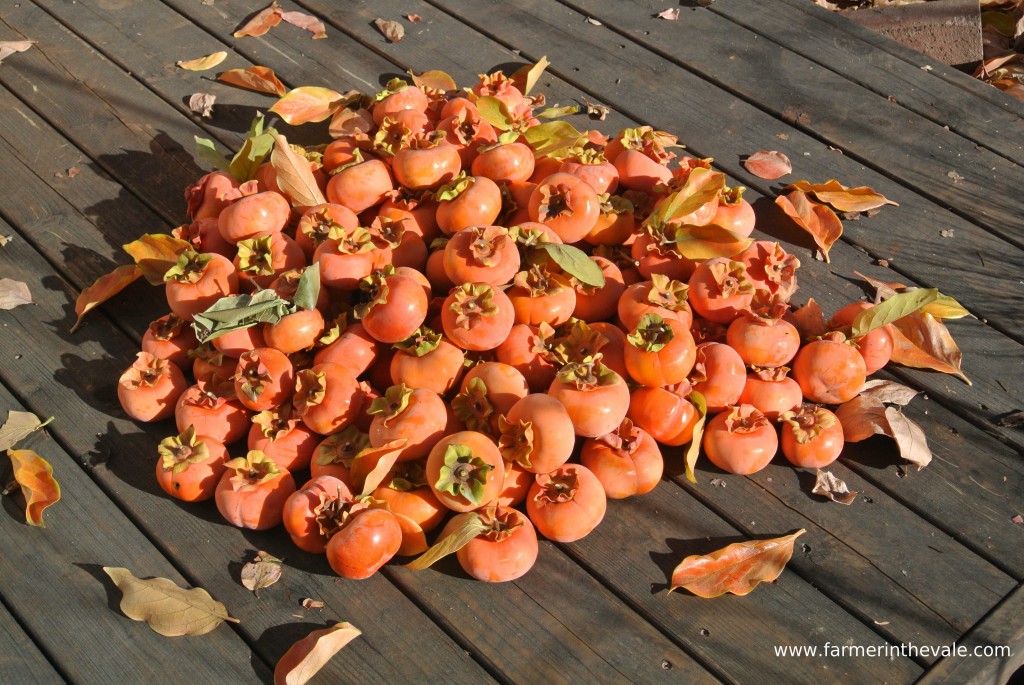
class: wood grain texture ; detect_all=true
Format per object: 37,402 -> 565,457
0,599 -> 63,684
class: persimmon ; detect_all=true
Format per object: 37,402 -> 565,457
293,363 -> 362,435
614,149 -> 672,194
498,393 -> 575,474
189,343 -> 235,384
687,258 -> 756,324
560,154 -> 619,195
118,352 -> 189,423
233,233 -> 306,291
495,461 -> 533,508
548,359 -> 630,438
325,157 -> 394,213
736,240 -> 800,302
217,190 -> 291,244
426,430 -> 505,512
185,170 -> 238,221
494,323 -> 558,392
390,327 -> 465,395
163,250 -> 239,322
829,302 -> 895,374
314,226 -> 392,291
141,313 -> 197,368
711,186 -> 756,237
215,450 -> 297,530
443,225 -> 521,286
435,174 -> 503,235
506,265 -> 577,327
436,107 -> 497,168
726,309 -> 801,369
472,141 -> 535,184
528,172 -> 600,243
780,404 -> 845,469
211,325 -> 267,359
617,275 -> 693,332
392,138 -> 462,191
689,342 -> 747,414
314,322 -> 380,378
791,333 -> 867,405
172,217 -> 234,259
263,308 -> 325,355
441,283 -> 515,352
367,385 -> 448,461
627,383 -> 700,447
580,418 -> 663,499
295,203 -> 360,259
326,506 -> 402,579
357,272 -> 429,344
155,426 -> 229,502
444,506 -> 539,582
703,405 -> 778,475
585,194 -> 635,246
372,460 -> 447,533
373,80 -> 429,123
282,475 -> 353,554
526,464 -> 607,543
233,347 -> 295,412
739,366 -> 803,422
309,425 -> 369,483
624,314 -> 697,388
458,362 -> 530,417
248,402 -> 320,472
175,379 -> 250,445
573,256 -> 625,323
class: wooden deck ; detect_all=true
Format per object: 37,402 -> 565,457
0,0 -> 1022,683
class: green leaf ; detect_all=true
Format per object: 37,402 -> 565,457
229,118 -> 277,182
292,263 -> 320,311
532,243 -> 605,288
684,391 -> 707,485
404,513 -> 487,571
851,288 -> 940,338
647,167 -> 725,227
192,290 -> 291,343
194,137 -> 231,173
475,96 -> 513,131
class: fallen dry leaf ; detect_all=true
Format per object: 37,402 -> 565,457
787,179 -> 898,213
684,392 -> 707,484
657,8 -> 681,20
0,40 -> 34,64
406,14 -> 423,23
670,530 -> 806,597
188,92 -> 216,118
884,406 -> 931,470
1012,514 -> 1023,525
270,86 -> 344,125
270,135 -> 326,208
280,10 -> 327,39
585,16 -> 603,25
511,56 -> 551,96
0,411 -> 52,452
373,18 -> 405,42
836,394 -> 890,443
66,166 -> 80,178
0,234 -> 8,247
744,150 -> 792,180
176,51 -> 227,71
581,97 -> 610,120
811,469 -> 858,505
274,623 -> 362,685
0,279 -> 32,310
219,66 -> 287,96
241,550 -> 283,596
301,598 -> 325,609
104,567 -> 239,637
789,298 -> 828,340
234,2 -> 283,38
122,233 -> 193,284
71,264 -> 142,332
858,379 -> 919,406
775,190 -> 843,262
7,449 -> 60,526
890,312 -> 970,385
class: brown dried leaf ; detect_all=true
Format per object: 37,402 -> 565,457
234,2 -> 283,38
406,14 -> 423,23
103,567 -> 238,636
0,411 -> 52,452
811,469 -> 858,505
270,134 -> 326,208
790,298 -> 828,340
72,264 -> 142,332
301,598 -> 325,609
858,379 -> 919,406
775,190 -> 843,262
66,167 -> 80,178
188,92 -> 216,118
1012,514 -> 1023,525
744,150 -> 792,180
884,407 -> 931,470
219,66 -> 287,96
274,623 -> 361,685
241,551 -> 283,596
373,18 -> 404,42
0,279 -> 32,310
280,10 -> 327,39
787,179 -> 898,212
657,8 -> 681,20
270,87 -> 344,125
670,530 -> 806,598
581,97 -> 610,120
0,40 -> 34,64
7,449 -> 60,526
890,312 -> 970,385
176,51 -> 227,71
836,395 -> 889,443
329,106 -> 374,137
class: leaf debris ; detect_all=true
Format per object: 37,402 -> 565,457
188,92 -> 216,118
240,550 -> 283,596
0,279 -> 32,310
811,469 -> 858,505
374,18 -> 405,43
103,567 -> 238,636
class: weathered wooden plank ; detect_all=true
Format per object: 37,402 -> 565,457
769,0 -> 1024,120
0,600 -> 63,684
704,0 -> 1024,164
917,583 -> 1024,684
0,218 -> 498,684
0,347 -> 269,681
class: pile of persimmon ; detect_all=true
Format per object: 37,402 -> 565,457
118,66 -> 896,583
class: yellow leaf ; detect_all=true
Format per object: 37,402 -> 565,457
8,449 -> 60,526
176,51 -> 227,71
71,264 -> 143,333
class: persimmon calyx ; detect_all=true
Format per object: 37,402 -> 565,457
369,216 -> 407,249
224,450 -> 281,490
597,418 -> 641,454
497,415 -> 535,469
313,487 -> 360,538
551,320 -> 608,366
329,225 -> 378,254
354,272 -> 389,320
508,224 -> 553,248
367,384 -> 413,425
557,357 -> 618,390
723,404 -> 772,434
477,505 -> 524,542
627,313 -> 674,352
780,405 -> 836,444
707,260 -> 755,298
451,378 -> 494,433
719,185 -> 746,206
468,226 -> 511,267
149,314 -> 187,341
374,77 -> 410,101
393,326 -> 442,357
314,425 -> 369,467
435,444 -> 493,506
747,290 -> 790,324
535,182 -> 576,222
235,352 -> 271,402
252,403 -> 297,440
163,249 -> 214,284
434,172 -> 473,202
235,236 -> 275,276
648,273 -> 690,310
751,365 -> 791,382
533,469 -> 580,504
372,116 -> 412,158
387,460 -> 430,492
449,283 -> 499,329
158,426 -> 211,474
120,352 -> 172,389
294,369 -> 327,411
513,264 -> 564,297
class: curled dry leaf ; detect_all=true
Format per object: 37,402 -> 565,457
219,66 -> 287,96
0,40 -> 34,64
775,190 -> 843,262
270,134 -> 327,208
122,234 -> 193,284
811,469 -> 858,505
890,312 -> 970,385
684,392 -> 708,484
72,264 -> 142,333
234,2 -> 283,38
787,179 -> 898,213
373,18 -> 405,43
103,567 -> 238,636
858,379 -> 919,406
176,51 -> 227,71
0,411 -> 53,452
405,513 -> 487,571
270,87 -> 344,125
0,279 -> 32,310
581,97 -> 610,120
241,551 -> 283,596
884,406 -> 931,470
657,8 -> 681,20
743,150 -> 792,180
670,530 -> 806,598
789,298 -> 828,341
279,10 -> 327,39
406,14 -> 423,23
188,92 -> 216,118
274,622 -> 362,685
1012,514 -> 1023,525
301,598 -> 325,609
835,395 -> 890,443
511,56 -> 551,96
7,449 -> 61,526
